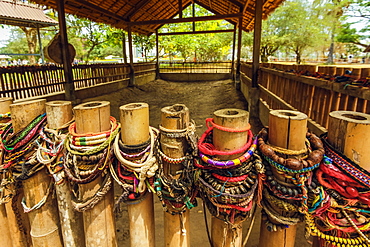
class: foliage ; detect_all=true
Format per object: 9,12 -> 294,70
133,34 -> 156,62
158,4 -> 233,62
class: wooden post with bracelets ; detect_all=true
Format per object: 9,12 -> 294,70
11,99 -> 63,247
211,108 -> 251,247
258,110 -> 308,247
2,98 -> 32,247
312,111 -> 370,247
159,104 -> 193,247
45,101 -> 85,247
0,97 -> 15,247
72,101 -> 117,247
117,102 -> 155,247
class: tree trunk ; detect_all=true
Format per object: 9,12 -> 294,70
20,27 -> 37,64
327,27 -> 335,64
296,52 -> 301,64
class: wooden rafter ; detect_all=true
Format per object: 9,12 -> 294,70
73,0 -> 128,24
123,0 -> 151,20
31,0 -> 286,35
226,0 -> 243,9
129,13 -> 242,26
158,29 -> 234,35
165,0 -> 177,12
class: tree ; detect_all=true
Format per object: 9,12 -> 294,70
133,34 -> 155,62
267,0 -> 327,64
66,15 -> 112,63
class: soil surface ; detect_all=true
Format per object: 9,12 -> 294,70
84,79 -> 310,247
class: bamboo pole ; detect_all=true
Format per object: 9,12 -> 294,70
0,97 -> 14,247
211,108 -> 250,247
313,111 -> 370,247
119,102 -> 155,247
73,101 -> 117,247
259,110 -> 308,247
45,101 -> 85,247
327,111 -> 370,170
10,99 -> 63,247
160,104 -> 190,247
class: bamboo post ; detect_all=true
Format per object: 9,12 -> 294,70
45,101 -> 85,247
119,102 -> 155,247
211,108 -> 250,247
10,99 -> 63,247
313,111 -> 370,247
73,101 -> 117,247
0,97 -> 14,247
160,104 -> 191,247
327,111 -> 370,170
259,110 -> 308,247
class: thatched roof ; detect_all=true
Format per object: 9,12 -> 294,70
30,0 -> 285,35
0,0 -> 58,28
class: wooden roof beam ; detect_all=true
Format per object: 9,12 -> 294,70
158,29 -> 235,35
245,0 -> 270,30
225,0 -> 243,9
242,0 -> 252,14
129,13 -> 242,26
165,0 -> 177,12
123,0 -> 151,20
72,0 -> 128,24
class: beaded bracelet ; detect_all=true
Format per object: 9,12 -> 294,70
199,137 -> 258,167
159,120 -> 196,139
258,128 -> 325,170
262,154 -> 320,173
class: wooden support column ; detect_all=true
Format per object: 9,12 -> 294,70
119,103 -> 155,247
236,15 -> 243,82
2,97 -> 31,247
0,97 -> 14,247
312,111 -> 370,247
56,0 -> 75,101
128,25 -> 135,87
45,101 -> 85,247
250,0 -> 263,122
11,99 -> 63,247
258,110 -> 307,247
231,24 -> 237,81
73,101 -> 117,247
122,31 -> 128,64
179,0 -> 183,18
156,30 -> 160,79
211,108 -> 250,247
160,104 -> 190,247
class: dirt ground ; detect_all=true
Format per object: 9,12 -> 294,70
84,79 -> 311,247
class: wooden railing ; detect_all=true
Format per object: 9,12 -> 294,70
0,62 -> 156,100
240,62 -> 370,131
159,61 -> 232,73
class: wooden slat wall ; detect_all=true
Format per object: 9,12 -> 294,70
0,63 -> 155,101
241,62 -> 370,130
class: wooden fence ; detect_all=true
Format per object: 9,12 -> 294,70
159,61 -> 232,73
240,62 -> 370,132
0,62 -> 156,100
